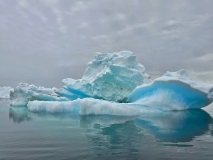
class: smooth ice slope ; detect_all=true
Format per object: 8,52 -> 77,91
60,51 -> 150,102
10,83 -> 68,106
0,86 -> 14,98
129,70 -> 213,110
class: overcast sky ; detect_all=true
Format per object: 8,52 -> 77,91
0,0 -> 213,88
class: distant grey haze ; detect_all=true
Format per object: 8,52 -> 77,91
0,0 -> 213,88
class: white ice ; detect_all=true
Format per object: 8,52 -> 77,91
59,51 -> 151,102
0,86 -> 13,98
10,82 -> 68,106
27,98 -> 163,116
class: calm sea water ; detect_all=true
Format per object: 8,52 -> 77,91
1,99 -> 213,160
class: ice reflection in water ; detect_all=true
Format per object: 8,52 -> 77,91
2,102 -> 213,159
9,107 -> 212,143
134,109 -> 212,142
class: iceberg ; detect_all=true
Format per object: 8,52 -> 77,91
129,70 -> 213,110
10,82 -> 68,107
59,51 -> 151,102
0,86 -> 13,99
9,51 -> 213,116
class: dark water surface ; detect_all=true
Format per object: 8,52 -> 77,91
1,99 -> 213,160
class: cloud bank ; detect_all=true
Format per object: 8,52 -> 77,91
0,0 -> 213,87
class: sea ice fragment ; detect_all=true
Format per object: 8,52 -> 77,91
10,82 -> 68,106
0,86 -> 13,98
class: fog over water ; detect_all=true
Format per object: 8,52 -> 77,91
1,0 -> 213,88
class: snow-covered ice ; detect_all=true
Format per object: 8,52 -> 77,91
0,86 -> 13,98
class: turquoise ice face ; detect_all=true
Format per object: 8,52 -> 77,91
129,70 -> 213,110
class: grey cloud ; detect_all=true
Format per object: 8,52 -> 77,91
0,0 -> 213,87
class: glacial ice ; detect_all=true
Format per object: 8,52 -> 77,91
128,69 -> 213,110
27,71 -> 213,115
9,51 -> 213,116
59,51 -> 151,102
10,82 -> 68,107
0,86 -> 13,98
